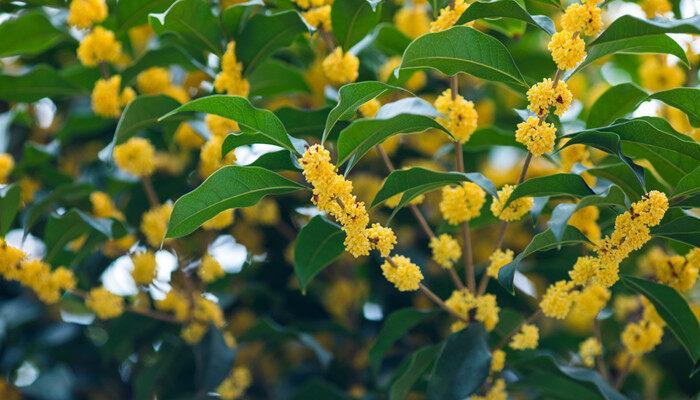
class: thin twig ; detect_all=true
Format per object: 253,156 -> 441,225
593,319 -> 610,382
448,267 -> 465,290
454,140 -> 475,292
142,177 -> 160,208
614,355 -> 634,389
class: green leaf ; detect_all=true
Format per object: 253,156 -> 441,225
0,65 -> 83,102
547,185 -> 627,243
248,59 -> 310,97
149,0 -> 223,57
121,44 -> 204,85
161,95 -> 298,153
44,209 -> 117,263
0,185 -> 20,236
294,216 -> 346,292
166,166 -> 305,238
498,227 -> 590,293
337,100 -> 451,172
399,26 -> 527,90
427,324 -> 491,400
672,166 -> 700,200
369,308 -> 435,374
293,379 -> 350,400
222,132 -> 279,155
0,11 -> 70,57
371,166 -> 496,209
455,0 -> 555,34
506,173 -> 594,207
247,150 -> 301,171
649,88 -> 700,127
621,275 -> 700,365
323,81 -> 408,143
390,345 -> 441,400
277,106 -> 331,139
194,326 -> 235,392
56,114 -> 114,143
115,0 -> 174,33
651,215 -> 700,247
241,318 -> 332,367
586,83 -> 648,128
23,183 -> 94,236
372,23 -> 412,56
237,10 -> 308,75
114,95 -> 184,145
462,127 -> 523,151
591,15 -> 700,47
331,0 -> 382,49
221,0 -> 265,37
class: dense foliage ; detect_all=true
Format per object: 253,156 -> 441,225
0,0 -> 699,398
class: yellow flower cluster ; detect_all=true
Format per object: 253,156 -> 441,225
292,0 -> 329,9
91,75 -> 135,117
241,199 -> 280,226
649,248 -> 699,292
434,89 -> 479,143
0,241 -> 76,304
77,26 -> 123,67
429,234 -> 462,269
358,99 -> 381,118
539,280 -> 579,319
181,296 -> 225,344
217,367 -> 252,400
526,78 -> 573,117
300,145 -> 395,257
90,191 -> 124,220
561,1 -> 603,37
445,289 -> 500,331
136,67 -> 190,103
439,182 -> 486,224
640,0 -> 671,18
206,114 -> 240,138
322,48 -> 360,85
430,0 -> 468,32
140,203 -> 173,247
202,210 -> 235,230
200,137 -> 237,178
0,153 -> 15,184
490,349 -> 506,373
379,57 -> 427,92
381,255 -> 424,291
486,248 -> 514,278
490,184 -> 533,222
174,123 -> 205,149
547,30 -> 586,71
578,337 -> 601,367
156,289 -> 190,321
621,318 -> 663,356
199,254 -> 225,283
510,323 -> 539,350
67,0 -> 107,29
113,137 -> 156,177
323,279 -> 368,322
302,5 -> 331,31
566,283 -> 610,330
215,41 -> 250,97
86,286 -> 124,319
638,56 -> 685,92
472,378 -> 507,400
515,117 -> 557,157
394,6 -> 430,39
131,251 -> 156,285
568,206 -> 601,243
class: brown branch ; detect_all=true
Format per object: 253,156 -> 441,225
142,176 -> 160,208
593,319 -> 610,382
614,355 -> 634,389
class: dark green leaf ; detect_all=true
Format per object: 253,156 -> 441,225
247,150 -> 301,171
166,166 -> 305,238
0,185 -> 20,236
221,0 -> 265,37
277,106 -> 331,138
399,26 -> 527,90
672,166 -> 700,200
587,83 -> 648,128
369,308 -> 435,374
194,326 -> 235,392
427,324 -> 491,400
0,11 -> 70,57
591,15 -> 700,47
649,88 -> 700,127
0,65 -> 83,102
23,183 -> 94,236
114,95 -> 184,145
292,379 -> 350,400
651,215 -> 700,246
241,318 -> 332,367
372,23 -> 412,55
455,0 -> 555,34
248,59 -> 310,97
506,173 -> 594,206
294,216 -> 346,292
149,0 -> 223,56
331,0 -> 382,49
56,114 -> 114,143
390,345 -> 440,400
622,275 -> 700,365
44,210 -> 116,263
115,0 -> 174,33
462,127 -> 523,151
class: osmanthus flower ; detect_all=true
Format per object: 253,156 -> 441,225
490,349 -> 506,373
381,255 -> 423,291
215,41 -> 250,97
434,89 -> 479,143
77,26 -> 123,67
198,254 -> 225,283
472,378 -> 507,400
302,5 -> 331,31
86,286 -> 124,319
490,184 -> 534,222
486,248 -> 514,278
67,0 -> 107,29
140,203 -> 173,248
322,48 -> 360,85
510,323 -> 539,350
526,78 -> 573,117
173,123 -> 205,150
539,279 -> 579,319
217,367 -> 252,400
430,0 -> 468,32
429,234 -> 462,269
652,248 -> 700,292
358,99 -> 381,118
547,30 -> 586,70
18,177 -> 40,204
366,223 -> 397,257
155,289 -> 190,322
515,117 -> 557,157
379,57 -> 427,92
206,114 -> 240,138
638,56 -> 686,92
0,153 -> 14,184
131,251 -> 157,286
445,289 -> 500,332
241,199 -> 280,226
394,5 -> 430,39
91,75 -> 135,118
640,0 -> 672,18
90,191 -> 124,220
136,67 -> 171,95
439,182 -> 486,224
578,337 -> 602,367
621,318 -> 663,356
566,284 -> 610,330
202,210 -> 235,230
560,1 -> 603,37
199,136 -> 237,178
113,137 -> 156,177
567,205 -> 601,244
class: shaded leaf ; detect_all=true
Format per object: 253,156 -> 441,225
113,95 -> 184,145
115,0 -> 174,33
248,59 -> 310,97
455,0 -> 555,34
0,65 -> 83,102
672,166 -> 700,199
194,326 -> 235,392
586,83 -> 648,128
369,308 -> 435,374
651,215 -> 700,247
390,345 -> 441,400
331,0 -> 382,49
247,150 -> 301,171
241,318 -> 332,367
0,11 -> 70,57
149,0 -> 223,57
0,185 -> 20,236
650,88 -> 700,127
121,44 -> 204,85
221,0 -> 265,37
294,216 -> 346,292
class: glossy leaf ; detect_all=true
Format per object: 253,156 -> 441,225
455,0 -> 555,34
23,183 -> 94,236
672,166 -> 700,199
586,83 -> 648,128
241,318 -> 332,367
650,88 -> 700,127
331,0 -> 382,49
390,345 -> 440,400
194,326 -> 235,392
369,308 -> 435,374
622,275 -> 700,365
121,44 -> 204,85
44,210 -> 120,263
149,0 -> 223,56
166,166 -> 306,238
247,150 -> 301,172
294,216 -> 346,292
399,26 -> 527,90
248,60 -> 310,97
462,127 -> 523,151
277,106 -> 332,139
221,0 -> 264,37
113,95 -> 184,144
0,11 -> 69,57
0,65 -> 83,102
115,0 -> 174,33
651,215 -> 700,247
0,185 -> 20,236
506,173 -> 595,206
591,15 -> 700,47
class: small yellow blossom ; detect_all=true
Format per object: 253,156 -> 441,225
510,323 -> 539,350
638,56 -> 685,92
561,2 -> 602,37
18,177 -> 40,204
640,0 -> 671,18
429,234 -> 462,269
394,6 -> 430,39
322,48 -> 359,85
490,184 -> 533,222
548,30 -> 586,70
131,251 -> 156,285
206,114 -> 240,138
491,349 -> 506,372
215,41 -> 250,97
526,78 -> 573,117
136,67 -> 172,95
621,319 -> 663,355
202,209 -> 235,230
86,286 -> 124,319
579,337 -> 601,367
77,26 -> 122,67
568,206 -> 601,243
430,0 -> 468,32
366,223 -> 397,257
0,153 -> 15,184
472,378 -> 507,400
302,5 -> 332,30
475,294 -> 500,331
439,182 -> 486,224
140,203 -> 173,247
653,250 -> 699,292
381,255 -> 423,291
90,191 -> 124,220
199,136 -> 237,178
240,199 -> 279,225
539,280 -> 579,319
434,89 -> 478,143
217,367 -> 252,400
67,0 -> 107,29
515,117 -> 557,157
113,137 -> 156,177
199,254 -> 225,283
174,123 -> 205,149
358,99 -> 381,118
155,289 -> 190,321
379,56 -> 427,92
91,75 -> 134,117
486,248 -> 514,278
